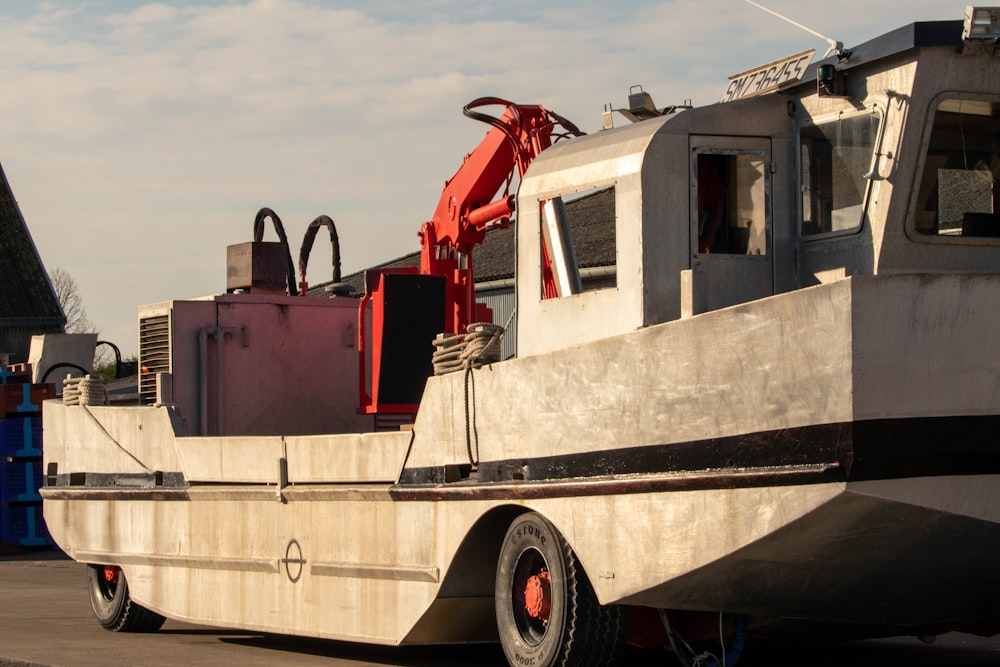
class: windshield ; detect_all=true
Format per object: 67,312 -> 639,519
913,97 -> 1000,238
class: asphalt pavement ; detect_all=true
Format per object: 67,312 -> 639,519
1,548 -> 999,667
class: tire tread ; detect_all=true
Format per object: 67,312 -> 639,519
559,536 -> 628,667
115,596 -> 167,633
88,564 -> 166,633
495,513 -> 628,667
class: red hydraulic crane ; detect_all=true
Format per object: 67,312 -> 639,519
359,97 -> 583,417
419,97 -> 584,334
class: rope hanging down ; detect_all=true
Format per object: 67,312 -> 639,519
432,323 -> 505,376
430,322 -> 504,467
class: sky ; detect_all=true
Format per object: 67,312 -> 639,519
1,0 -> 957,357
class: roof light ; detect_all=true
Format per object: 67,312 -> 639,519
963,6 -> 1000,40
622,86 -> 663,122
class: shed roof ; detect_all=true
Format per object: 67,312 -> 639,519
308,186 -> 615,296
0,162 -> 64,325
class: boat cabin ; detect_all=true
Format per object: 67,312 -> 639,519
515,17 -> 1000,357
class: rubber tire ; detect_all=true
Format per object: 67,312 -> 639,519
495,512 -> 629,667
87,564 -> 166,633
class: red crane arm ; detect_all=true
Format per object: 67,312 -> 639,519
359,98 -> 582,417
419,98 -> 583,333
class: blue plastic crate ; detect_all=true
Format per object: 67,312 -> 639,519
1,460 -> 43,503
0,501 -> 51,546
1,416 -> 42,459
0,419 -> 19,458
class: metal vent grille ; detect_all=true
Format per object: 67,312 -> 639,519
139,314 -> 170,404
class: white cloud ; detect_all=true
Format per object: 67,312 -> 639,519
0,0 -> 967,355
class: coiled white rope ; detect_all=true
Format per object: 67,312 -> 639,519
62,374 -> 109,406
432,323 -> 504,376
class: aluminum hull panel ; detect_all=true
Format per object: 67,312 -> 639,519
42,472 -> 1000,642
41,274 -> 1000,642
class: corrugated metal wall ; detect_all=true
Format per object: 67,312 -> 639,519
477,286 -> 516,360
476,273 -> 612,361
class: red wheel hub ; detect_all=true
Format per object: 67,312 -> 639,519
523,567 -> 551,623
103,566 -> 120,584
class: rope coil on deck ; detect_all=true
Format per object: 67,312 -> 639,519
62,375 -> 109,406
432,323 -> 504,376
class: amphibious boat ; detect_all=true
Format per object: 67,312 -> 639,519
42,8 -> 1000,666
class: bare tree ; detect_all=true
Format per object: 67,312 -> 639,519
49,267 -> 96,334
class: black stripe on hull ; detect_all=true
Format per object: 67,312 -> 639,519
41,416 -> 1000,503
394,415 -> 1000,497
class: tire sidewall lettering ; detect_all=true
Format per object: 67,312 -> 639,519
497,514 -> 565,667
513,522 -> 547,547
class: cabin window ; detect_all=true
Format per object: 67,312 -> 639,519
800,110 -> 880,236
695,152 -> 768,255
912,97 -> 1000,238
540,185 -> 617,299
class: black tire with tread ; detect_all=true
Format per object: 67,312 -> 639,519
87,564 -> 166,633
495,512 -> 629,667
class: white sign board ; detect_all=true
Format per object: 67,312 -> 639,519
722,49 -> 815,103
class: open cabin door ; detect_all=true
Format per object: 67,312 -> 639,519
687,136 -> 773,314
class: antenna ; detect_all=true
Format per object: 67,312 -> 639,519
744,0 -> 846,59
